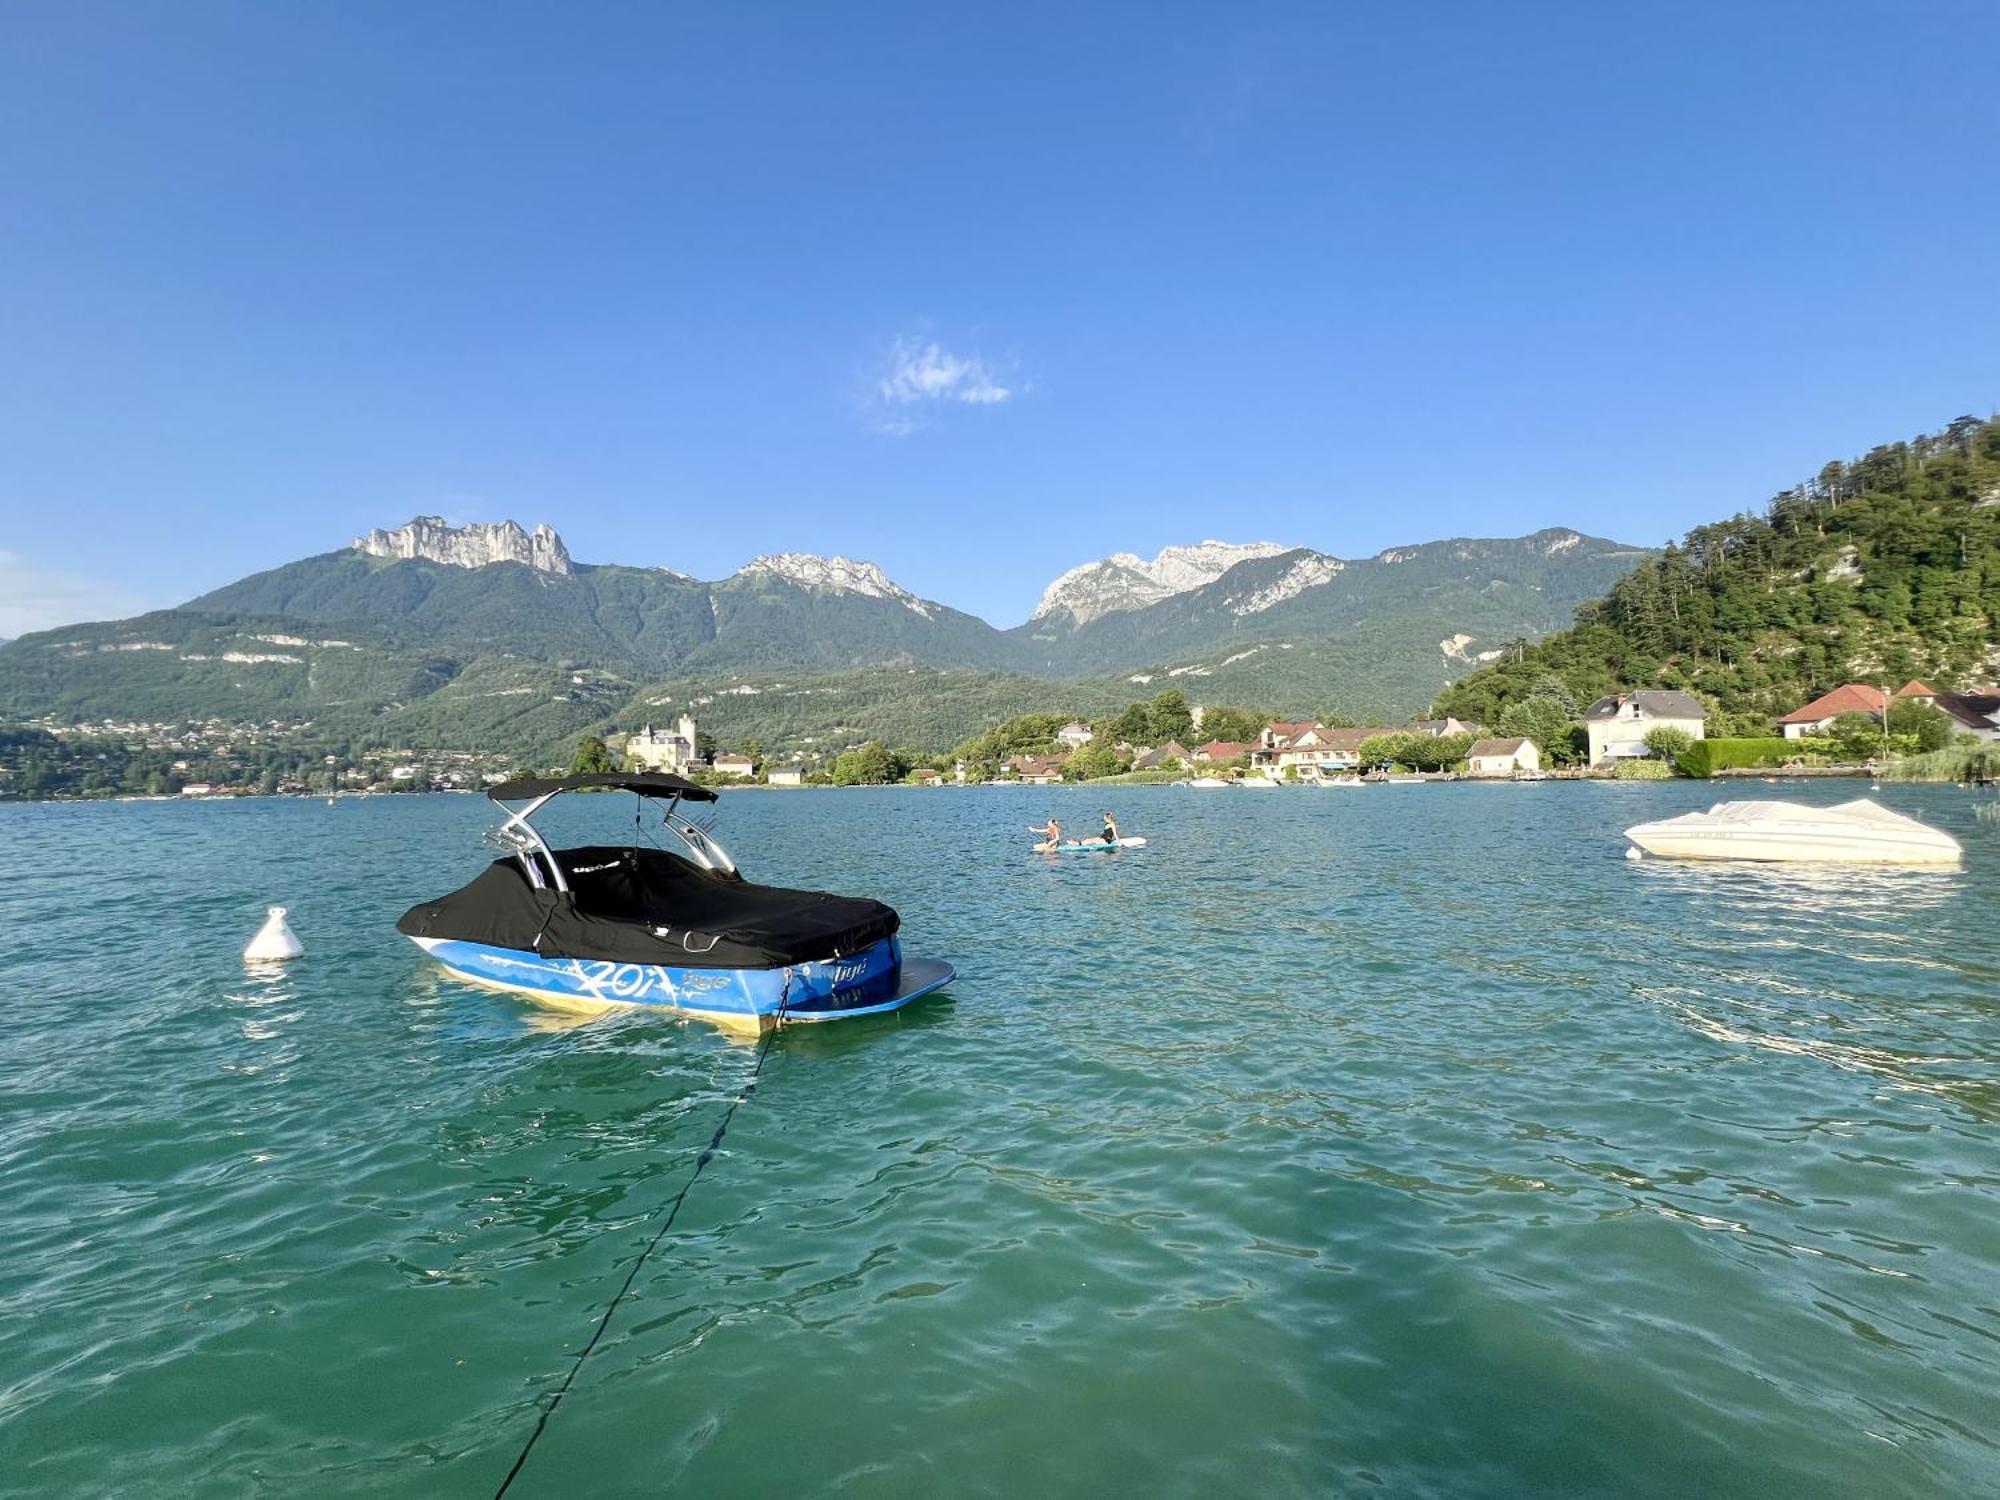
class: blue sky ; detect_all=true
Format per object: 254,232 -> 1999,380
3,1 -> 1996,635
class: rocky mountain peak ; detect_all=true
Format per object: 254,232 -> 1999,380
736,553 -> 937,617
1032,540 -> 1290,626
352,516 -> 572,574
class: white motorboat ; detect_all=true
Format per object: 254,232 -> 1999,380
1185,776 -> 1230,788
1311,774 -> 1366,788
1623,798 -> 1961,866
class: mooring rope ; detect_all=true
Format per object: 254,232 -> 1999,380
492,976 -> 794,1498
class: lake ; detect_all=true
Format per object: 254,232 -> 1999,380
1,781 -> 1996,1497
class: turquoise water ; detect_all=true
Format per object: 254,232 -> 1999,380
2,782 -> 1997,1497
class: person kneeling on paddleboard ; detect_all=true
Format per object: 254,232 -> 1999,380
1029,818 -> 1062,852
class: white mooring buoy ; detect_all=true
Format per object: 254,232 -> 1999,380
244,905 -> 304,962
1624,846 -> 1644,861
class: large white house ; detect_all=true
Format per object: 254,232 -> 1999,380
1056,721 -> 1095,750
1584,691 -> 1707,766
626,714 -> 700,773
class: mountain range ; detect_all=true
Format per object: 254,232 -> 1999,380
0,516 -> 1651,756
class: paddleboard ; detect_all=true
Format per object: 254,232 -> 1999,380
1044,836 -> 1148,853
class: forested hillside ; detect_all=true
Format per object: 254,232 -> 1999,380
1435,415 -> 2000,735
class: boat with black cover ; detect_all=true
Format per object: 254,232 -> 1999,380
396,771 -> 956,1031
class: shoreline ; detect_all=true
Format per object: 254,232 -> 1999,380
8,763 -> 1993,806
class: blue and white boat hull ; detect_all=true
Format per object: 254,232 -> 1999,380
409,933 -> 953,1031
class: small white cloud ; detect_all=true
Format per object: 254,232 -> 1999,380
867,334 -> 1023,433
0,551 -> 155,638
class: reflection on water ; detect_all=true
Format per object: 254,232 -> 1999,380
1631,856 -> 1963,918
0,783 -> 1995,1498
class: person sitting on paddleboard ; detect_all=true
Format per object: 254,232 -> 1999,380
1100,811 -> 1120,844
1029,818 -> 1062,852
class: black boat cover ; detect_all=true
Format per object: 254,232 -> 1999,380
486,771 -> 717,802
396,845 -> 899,969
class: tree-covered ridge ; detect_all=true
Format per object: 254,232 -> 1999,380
1435,416 -> 2000,734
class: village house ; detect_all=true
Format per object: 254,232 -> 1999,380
1257,722 -> 1372,776
907,767 -> 945,786
1583,691 -> 1707,766
1056,721 -> 1095,750
766,765 -> 805,787
1193,739 -> 1250,763
1281,726 -> 1374,776
1010,754 -> 1067,784
1890,680 -> 2000,741
1251,720 -> 1318,770
1254,720 -> 1321,761
1775,680 -> 2000,742
709,753 -> 756,779
1465,737 -> 1541,778
626,714 -> 700,774
1776,683 -> 1888,738
1132,740 -> 1192,771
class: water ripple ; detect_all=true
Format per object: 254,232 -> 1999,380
0,784 -> 1996,1497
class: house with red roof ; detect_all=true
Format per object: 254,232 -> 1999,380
1008,754 -> 1068,784
1193,739 -> 1250,763
1776,683 -> 1888,739
1897,679 -> 2000,741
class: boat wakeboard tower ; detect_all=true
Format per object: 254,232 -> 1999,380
397,771 -> 955,1031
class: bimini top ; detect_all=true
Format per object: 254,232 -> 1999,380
397,844 -> 899,968
486,771 -> 718,803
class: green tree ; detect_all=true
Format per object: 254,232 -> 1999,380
1194,705 -> 1266,744
1101,701 -> 1155,744
1642,725 -> 1694,762
1360,731 -> 1474,771
1148,689 -> 1194,745
1063,742 -> 1127,781
1494,688 -> 1583,766
1829,711 -> 1888,762
1886,698 -> 1952,752
570,735 -> 616,774
830,741 -> 910,785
